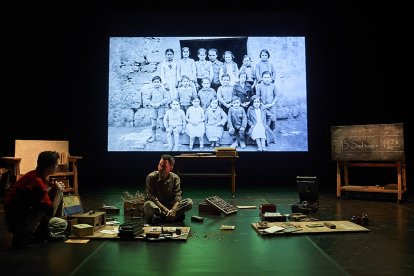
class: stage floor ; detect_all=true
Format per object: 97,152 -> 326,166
1,184 -> 413,275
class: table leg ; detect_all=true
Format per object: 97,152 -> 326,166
231,159 -> 236,198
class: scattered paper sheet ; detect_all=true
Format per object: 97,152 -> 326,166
263,212 -> 283,216
105,221 -> 120,225
220,225 -> 235,230
263,226 -> 285,234
100,229 -> 119,234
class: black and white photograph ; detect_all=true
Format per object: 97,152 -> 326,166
108,36 -> 308,152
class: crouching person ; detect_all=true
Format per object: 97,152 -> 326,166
4,151 -> 68,249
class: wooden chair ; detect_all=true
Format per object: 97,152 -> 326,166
1,140 -> 82,195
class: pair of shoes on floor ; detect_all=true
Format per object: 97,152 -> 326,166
149,213 -> 186,225
166,214 -> 186,223
48,233 -> 68,242
151,215 -> 166,225
176,214 -> 185,222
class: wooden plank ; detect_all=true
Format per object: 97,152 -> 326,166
340,186 -> 402,194
252,221 -> 370,236
70,225 -> 191,241
344,162 -> 399,167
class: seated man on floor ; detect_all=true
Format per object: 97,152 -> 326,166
4,151 -> 68,248
143,154 -> 193,225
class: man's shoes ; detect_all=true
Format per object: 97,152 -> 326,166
166,214 -> 185,223
240,141 -> 246,149
176,214 -> 185,222
48,233 -> 68,242
230,142 -> 238,148
144,214 -> 152,225
151,215 -> 165,225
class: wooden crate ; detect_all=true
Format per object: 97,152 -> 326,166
72,224 -> 94,237
72,211 -> 106,232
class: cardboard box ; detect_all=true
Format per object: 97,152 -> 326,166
72,224 -> 94,237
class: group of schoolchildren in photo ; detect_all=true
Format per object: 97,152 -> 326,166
144,46 -> 279,151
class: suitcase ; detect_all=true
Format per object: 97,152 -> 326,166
292,176 -> 319,214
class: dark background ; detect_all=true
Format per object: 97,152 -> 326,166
180,37 -> 248,67
1,1 -> 410,194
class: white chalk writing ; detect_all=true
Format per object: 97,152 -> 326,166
341,138 -> 379,151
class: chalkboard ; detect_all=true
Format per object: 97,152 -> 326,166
331,123 -> 404,161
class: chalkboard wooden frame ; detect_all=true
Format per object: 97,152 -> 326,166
331,123 -> 404,161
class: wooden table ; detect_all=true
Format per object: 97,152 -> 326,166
174,155 -> 238,197
336,160 -> 407,203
